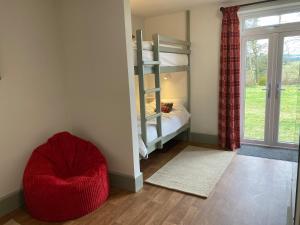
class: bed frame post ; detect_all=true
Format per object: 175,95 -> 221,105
153,33 -> 163,149
186,10 -> 191,141
136,29 -> 148,145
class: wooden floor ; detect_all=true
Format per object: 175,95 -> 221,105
0,141 -> 296,225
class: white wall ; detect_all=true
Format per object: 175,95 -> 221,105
59,0 -> 140,178
190,3 -> 222,135
0,0 -> 69,198
141,6 -> 221,136
144,12 -> 186,40
131,15 -> 144,35
0,0 -> 140,200
132,14 -> 144,111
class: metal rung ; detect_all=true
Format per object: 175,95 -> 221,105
145,113 -> 162,121
143,61 -> 160,65
144,88 -> 160,94
147,137 -> 162,147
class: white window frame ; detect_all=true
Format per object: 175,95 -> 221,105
239,4 -> 300,149
239,5 -> 300,36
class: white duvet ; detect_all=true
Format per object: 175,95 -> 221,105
138,103 -> 190,158
132,41 -> 188,67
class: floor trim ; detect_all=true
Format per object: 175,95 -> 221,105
109,172 -> 143,192
0,190 -> 23,217
190,132 -> 218,145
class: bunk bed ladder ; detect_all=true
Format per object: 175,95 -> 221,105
152,33 -> 163,149
136,30 -> 163,150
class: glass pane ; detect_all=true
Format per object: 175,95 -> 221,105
245,16 -> 280,29
280,12 -> 300,24
278,36 -> 300,144
244,11 -> 300,29
244,39 -> 269,141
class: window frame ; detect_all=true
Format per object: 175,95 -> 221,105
239,5 -> 300,36
239,3 -> 300,148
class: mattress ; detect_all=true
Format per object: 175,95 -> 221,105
133,41 -> 188,67
138,103 -> 190,158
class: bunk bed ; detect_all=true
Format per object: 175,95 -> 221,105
135,11 -> 191,158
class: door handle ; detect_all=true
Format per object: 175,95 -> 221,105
262,83 -> 271,98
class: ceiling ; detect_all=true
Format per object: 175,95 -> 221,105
130,0 -> 260,17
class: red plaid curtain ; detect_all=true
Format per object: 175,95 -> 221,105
218,6 -> 240,150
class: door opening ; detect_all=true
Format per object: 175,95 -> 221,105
240,8 -> 300,149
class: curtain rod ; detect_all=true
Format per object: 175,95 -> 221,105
220,0 -> 278,11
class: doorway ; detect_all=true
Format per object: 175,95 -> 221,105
240,9 -> 300,149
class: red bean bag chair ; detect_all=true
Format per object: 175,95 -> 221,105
23,132 -> 109,222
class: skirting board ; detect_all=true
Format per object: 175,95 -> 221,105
109,172 -> 143,193
0,190 -> 24,217
190,132 -> 218,145
0,172 -> 143,217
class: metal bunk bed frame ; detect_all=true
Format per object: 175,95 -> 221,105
135,11 -> 191,155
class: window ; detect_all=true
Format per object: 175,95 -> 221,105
244,11 -> 300,30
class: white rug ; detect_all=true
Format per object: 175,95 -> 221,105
3,220 -> 20,225
146,146 -> 235,198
